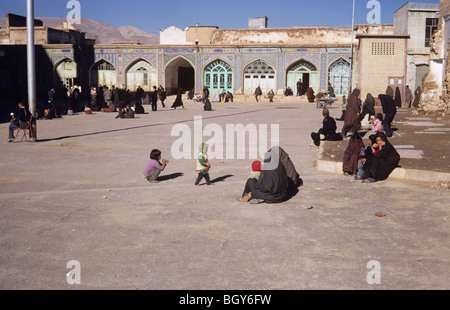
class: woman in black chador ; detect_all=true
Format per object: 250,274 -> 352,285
171,87 -> 185,109
236,147 -> 302,204
362,132 -> 400,183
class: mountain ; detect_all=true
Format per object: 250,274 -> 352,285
0,16 -> 160,44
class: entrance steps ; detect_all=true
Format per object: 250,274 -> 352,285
233,94 -> 308,103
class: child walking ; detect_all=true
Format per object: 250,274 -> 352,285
195,143 -> 214,186
143,149 -> 169,183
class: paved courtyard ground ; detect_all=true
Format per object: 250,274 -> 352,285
0,98 -> 449,290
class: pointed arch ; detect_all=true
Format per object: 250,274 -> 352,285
328,58 -> 351,96
243,59 -> 276,95
164,55 -> 195,95
203,59 -> 234,95
90,59 -> 117,88
54,57 -> 78,90
125,58 -> 157,92
286,59 -> 319,95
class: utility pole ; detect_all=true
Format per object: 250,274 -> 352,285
27,0 -> 37,141
349,0 -> 356,94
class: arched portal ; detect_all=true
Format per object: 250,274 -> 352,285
204,59 -> 233,95
54,58 -> 78,90
286,60 -> 318,94
126,59 -> 157,92
165,57 -> 195,95
243,60 -> 275,95
90,59 -> 117,88
328,58 -> 350,96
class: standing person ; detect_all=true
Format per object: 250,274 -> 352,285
203,86 -> 212,111
359,93 -> 376,128
48,88 -> 57,118
103,86 -> 112,111
361,132 -> 400,183
135,86 -> 144,104
310,108 -> 343,147
143,149 -> 169,184
268,89 -> 275,103
405,85 -> 413,108
254,85 -> 262,102
342,132 -> 365,176
297,79 -> 303,96
328,83 -> 335,97
8,102 -> 29,142
90,87 -> 98,111
70,86 -> 80,112
96,85 -> 104,109
158,85 -> 167,108
112,86 -> 120,111
378,89 -> 397,138
171,87 -> 185,109
412,86 -> 421,108
151,86 -> 158,111
195,143 -> 214,186
124,89 -> 131,109
341,88 -> 361,137
394,86 -> 402,108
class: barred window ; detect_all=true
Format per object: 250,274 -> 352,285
371,41 -> 395,56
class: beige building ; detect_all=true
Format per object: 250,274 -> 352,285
356,34 -> 410,105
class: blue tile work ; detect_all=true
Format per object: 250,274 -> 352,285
320,53 -> 327,90
277,54 -> 284,91
122,54 -> 157,70
94,53 -> 117,67
235,54 -> 242,92
196,53 -> 202,93
284,53 -> 320,69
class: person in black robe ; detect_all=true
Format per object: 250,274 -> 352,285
134,101 -> 145,114
151,86 -> 158,111
135,86 -> 144,104
412,86 -> 421,108
158,86 -> 167,108
362,132 -> 400,182
237,147 -> 301,204
171,88 -> 185,109
359,93 -> 376,122
343,132 -> 365,175
306,87 -> 315,103
112,86 -> 120,110
394,86 -> 402,108
311,108 -> 343,147
202,86 -> 212,111
379,91 -> 397,138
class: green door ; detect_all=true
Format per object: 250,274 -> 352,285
204,60 -> 233,95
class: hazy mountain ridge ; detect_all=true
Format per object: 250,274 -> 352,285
0,16 -> 160,44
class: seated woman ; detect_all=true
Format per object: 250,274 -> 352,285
236,147 -> 302,204
361,132 -> 400,183
343,132 -> 364,176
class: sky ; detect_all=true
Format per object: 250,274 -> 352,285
0,0 -> 441,35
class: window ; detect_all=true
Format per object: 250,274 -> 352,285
425,18 -> 439,47
371,42 -> 395,56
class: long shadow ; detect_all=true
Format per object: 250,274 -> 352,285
37,109 -> 267,142
211,174 -> 234,183
158,172 -> 184,182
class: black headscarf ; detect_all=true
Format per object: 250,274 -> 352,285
394,87 -> 402,107
250,147 -> 289,203
368,132 -> 401,181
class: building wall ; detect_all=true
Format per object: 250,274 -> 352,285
394,4 -> 408,35
358,37 -> 407,102
159,26 -> 186,45
186,27 -> 218,45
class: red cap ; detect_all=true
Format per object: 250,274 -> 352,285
252,161 -> 262,172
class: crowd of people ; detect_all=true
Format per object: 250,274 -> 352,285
310,84 -> 409,183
